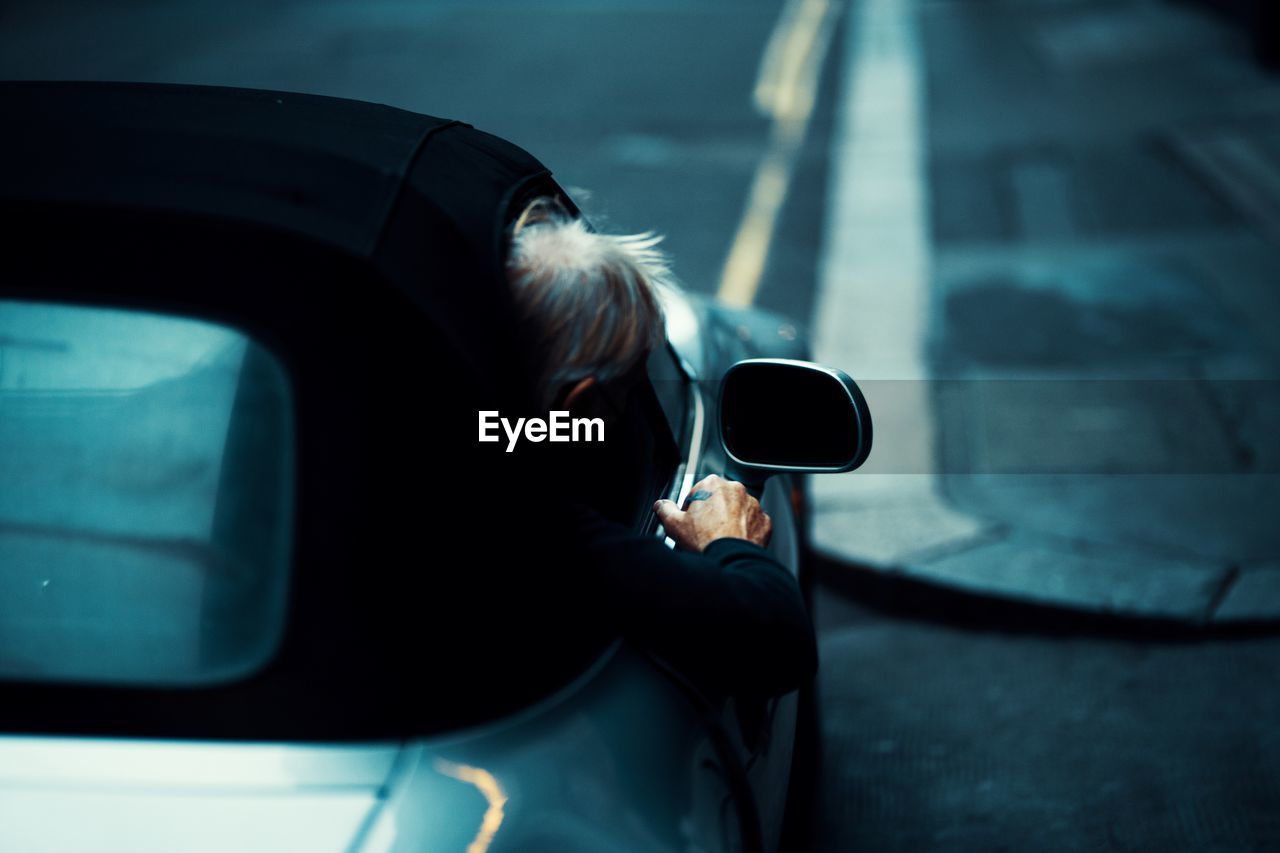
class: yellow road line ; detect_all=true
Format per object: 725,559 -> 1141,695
718,0 -> 841,307
434,759 -> 509,853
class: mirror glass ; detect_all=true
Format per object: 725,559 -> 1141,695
720,360 -> 869,470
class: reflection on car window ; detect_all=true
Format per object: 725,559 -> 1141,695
0,301 -> 294,687
646,341 -> 687,444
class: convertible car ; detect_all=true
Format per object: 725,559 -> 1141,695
0,82 -> 870,852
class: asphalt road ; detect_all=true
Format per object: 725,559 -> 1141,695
812,573 -> 1280,852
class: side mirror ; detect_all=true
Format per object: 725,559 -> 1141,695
719,358 -> 872,475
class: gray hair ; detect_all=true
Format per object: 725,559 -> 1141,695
506,198 -> 672,408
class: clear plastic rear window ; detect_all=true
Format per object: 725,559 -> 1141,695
0,301 -> 294,686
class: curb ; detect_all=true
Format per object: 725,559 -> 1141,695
812,548 -> 1280,636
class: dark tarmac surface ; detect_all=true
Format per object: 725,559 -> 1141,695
811,574 -> 1280,852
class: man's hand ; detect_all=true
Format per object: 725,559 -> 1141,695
654,474 -> 773,552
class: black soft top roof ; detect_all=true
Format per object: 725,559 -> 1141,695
0,80 -> 555,262
0,80 -> 574,404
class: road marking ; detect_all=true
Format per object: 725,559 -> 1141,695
808,0 -> 988,565
434,759 -> 508,853
717,0 -> 842,307
814,0 -> 930,383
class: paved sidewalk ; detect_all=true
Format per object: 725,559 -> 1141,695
811,0 -> 1280,622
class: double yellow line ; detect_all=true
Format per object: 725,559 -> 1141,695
717,0 -> 842,307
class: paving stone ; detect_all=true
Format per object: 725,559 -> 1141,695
813,475 -> 993,568
906,533 -> 1227,620
1214,563 -> 1280,622
940,474 -> 1280,567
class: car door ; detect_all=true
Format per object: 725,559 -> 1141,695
730,475 -> 803,851
644,335 -> 804,852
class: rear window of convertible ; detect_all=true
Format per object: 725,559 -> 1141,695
0,301 -> 293,687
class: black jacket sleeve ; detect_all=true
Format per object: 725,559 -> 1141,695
567,504 -> 819,697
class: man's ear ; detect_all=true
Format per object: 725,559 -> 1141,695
560,376 -> 598,412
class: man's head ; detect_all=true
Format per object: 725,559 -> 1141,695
506,197 -> 671,412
